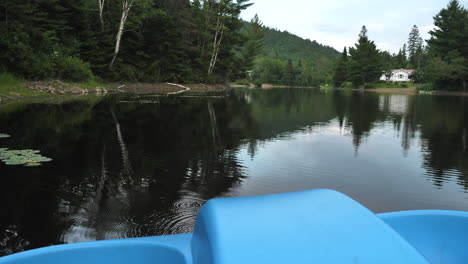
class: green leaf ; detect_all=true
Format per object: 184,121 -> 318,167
0,148 -> 52,167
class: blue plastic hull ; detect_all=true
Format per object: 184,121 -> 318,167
1,190 -> 467,264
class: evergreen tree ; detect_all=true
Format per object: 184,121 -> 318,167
240,14 -> 265,78
428,0 -> 467,58
0,0 -> 341,85
407,25 -> 424,69
394,46 -> 410,69
402,44 -> 408,67
427,0 -> 468,90
348,26 -> 382,88
333,47 -> 348,87
283,59 -> 295,86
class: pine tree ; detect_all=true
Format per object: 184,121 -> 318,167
428,0 -> 467,58
333,47 -> 348,87
394,48 -> 408,69
240,14 -> 265,78
407,25 -> 424,69
401,44 -> 408,66
284,59 -> 295,86
427,0 -> 468,90
348,26 -> 382,88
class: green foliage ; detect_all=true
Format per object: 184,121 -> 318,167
394,47 -> 409,69
0,72 -> 38,96
417,83 -> 434,91
239,14 -> 266,77
232,79 -> 250,85
245,22 -> 339,87
348,26 -> 382,88
0,148 -> 52,166
428,0 -> 468,58
425,0 -> 468,90
340,82 -> 354,89
250,27 -> 338,87
0,0 -> 262,83
407,25 -> 424,69
56,57 -> 94,82
77,79 -> 108,89
253,57 -> 286,84
262,28 -> 339,61
424,52 -> 467,90
0,133 -> 52,166
283,59 -> 295,86
373,81 -> 412,88
334,47 -> 349,87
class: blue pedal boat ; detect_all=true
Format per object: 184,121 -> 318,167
1,189 -> 467,264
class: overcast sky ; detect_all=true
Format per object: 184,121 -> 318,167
240,0 -> 457,54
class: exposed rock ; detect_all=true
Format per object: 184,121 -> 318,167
26,80 -> 107,95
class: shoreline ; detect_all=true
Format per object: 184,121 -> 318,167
2,80 -> 468,104
367,87 -> 417,94
0,81 -> 229,103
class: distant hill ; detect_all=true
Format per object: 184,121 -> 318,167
240,22 -> 340,86
262,28 -> 340,61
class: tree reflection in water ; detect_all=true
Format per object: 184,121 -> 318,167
1,89 -> 468,255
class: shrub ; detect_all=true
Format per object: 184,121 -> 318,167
340,82 -> 353,88
364,83 -> 375,89
0,72 -> 21,86
23,55 -> 56,80
56,57 -> 93,82
233,79 -> 250,85
417,83 -> 433,91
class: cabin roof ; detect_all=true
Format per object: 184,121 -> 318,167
391,69 -> 416,75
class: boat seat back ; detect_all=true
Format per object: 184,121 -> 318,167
191,189 -> 429,264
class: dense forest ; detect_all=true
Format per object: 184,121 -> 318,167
333,0 -> 468,91
0,0 -> 338,86
0,0 -> 343,87
0,0 -> 267,83
1,0 -> 466,90
250,28 -> 339,87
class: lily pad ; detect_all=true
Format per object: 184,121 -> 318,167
25,162 -> 42,167
0,148 -> 53,167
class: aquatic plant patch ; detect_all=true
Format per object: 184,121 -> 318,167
0,134 -> 52,166
0,148 -> 52,166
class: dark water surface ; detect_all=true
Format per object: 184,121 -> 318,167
1,88 -> 468,255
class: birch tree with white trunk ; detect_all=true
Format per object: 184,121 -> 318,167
206,0 -> 251,75
208,16 -> 225,75
207,0 -> 228,75
97,0 -> 105,31
109,0 -> 134,69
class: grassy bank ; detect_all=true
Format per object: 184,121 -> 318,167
0,73 -> 40,97
0,72 -> 228,102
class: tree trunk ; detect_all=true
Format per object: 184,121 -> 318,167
97,0 -> 105,31
208,18 -> 224,75
109,0 -> 132,69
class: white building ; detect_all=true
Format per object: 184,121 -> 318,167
380,69 -> 415,82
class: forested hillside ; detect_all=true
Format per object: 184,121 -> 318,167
251,27 -> 339,87
0,0 -> 340,87
0,0 -> 263,83
262,28 -> 339,61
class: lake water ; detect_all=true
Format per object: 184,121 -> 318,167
1,88 -> 468,255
